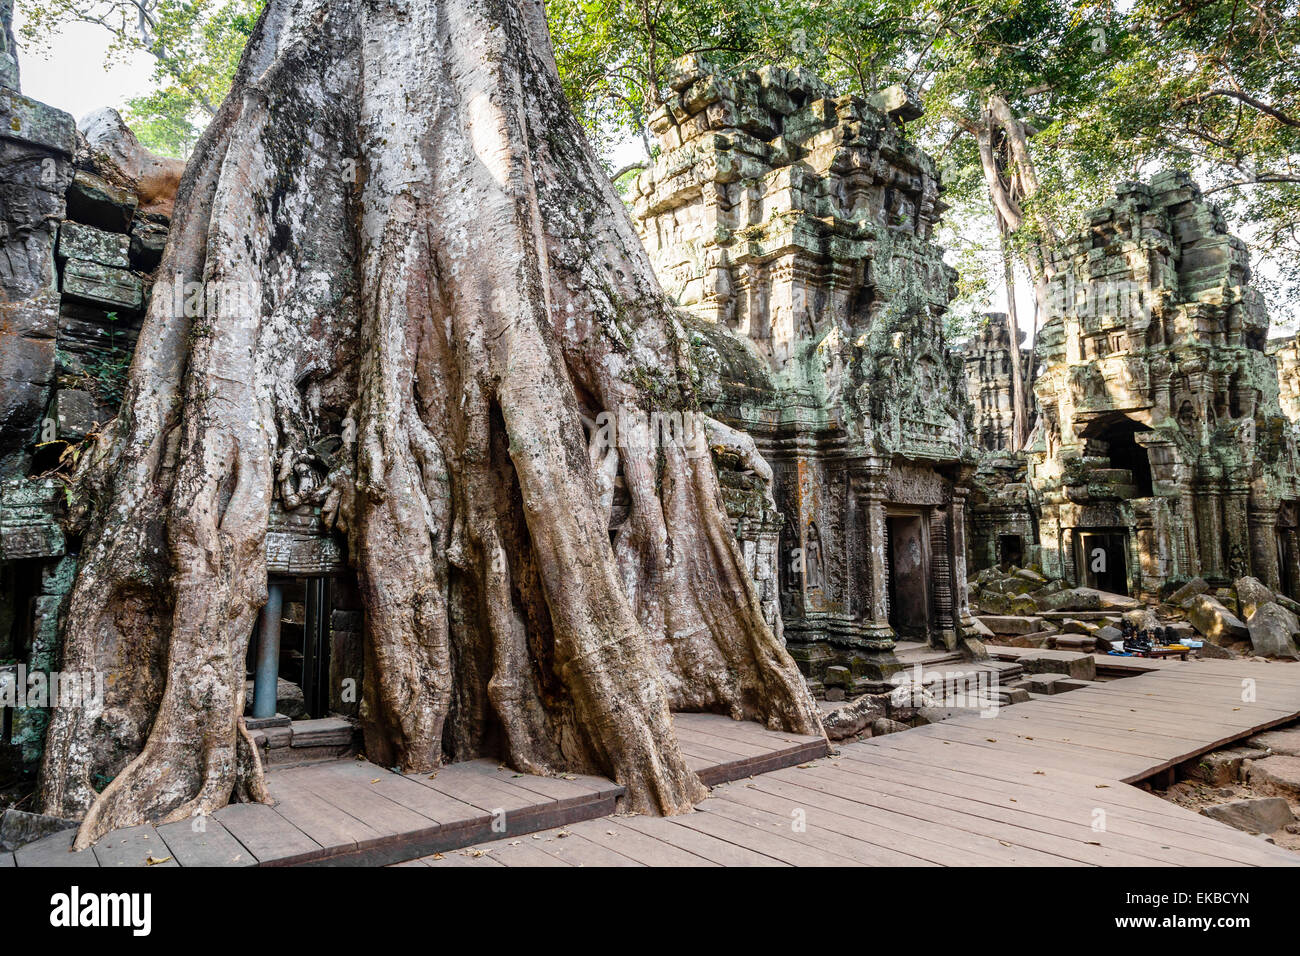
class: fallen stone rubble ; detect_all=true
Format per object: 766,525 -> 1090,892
970,565 -> 1300,660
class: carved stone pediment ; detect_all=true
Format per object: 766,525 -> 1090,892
886,461 -> 952,506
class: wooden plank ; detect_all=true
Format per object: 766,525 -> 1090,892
742,773 -> 1065,865
0,851 -> 13,867
702,791 -> 937,866
455,761 -> 624,804
421,848 -> 505,866
767,765 -> 1139,866
854,737 -> 1299,861
213,802 -> 321,864
527,831 -> 645,867
614,814 -> 791,866
295,770 -> 438,838
673,725 -> 772,757
675,713 -> 824,748
267,774 -> 384,849
810,759 -> 1243,867
707,779 -> 986,865
475,839 -> 574,867
564,818 -> 721,866
91,825 -> 177,867
413,762 -> 555,813
316,760 -> 489,825
836,749 -> 1293,866
14,829 -> 99,867
670,803 -> 860,867
155,817 -> 255,867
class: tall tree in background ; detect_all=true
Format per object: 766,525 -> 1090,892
39,0 -> 821,849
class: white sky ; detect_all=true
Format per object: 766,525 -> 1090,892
12,8 -> 155,123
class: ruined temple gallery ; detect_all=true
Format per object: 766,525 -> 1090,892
1,6 -> 1299,873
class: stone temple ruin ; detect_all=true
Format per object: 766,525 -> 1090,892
980,171 -> 1300,601
630,55 -> 980,685
4,32 -> 1300,803
964,312 -> 1032,454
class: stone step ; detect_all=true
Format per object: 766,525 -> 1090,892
288,717 -> 356,748
249,718 -> 359,769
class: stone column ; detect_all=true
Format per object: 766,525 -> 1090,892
852,466 -> 894,647
1,0 -> 19,92
1248,502 -> 1282,592
1195,466 -> 1225,579
949,481 -> 975,631
1284,528 -> 1300,601
1224,481 -> 1250,581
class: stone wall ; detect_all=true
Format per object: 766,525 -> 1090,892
963,312 -> 1033,452
633,56 -> 979,682
985,170 -> 1300,598
0,35 -> 172,772
1268,334 -> 1300,424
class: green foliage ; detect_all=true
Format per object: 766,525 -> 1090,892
18,0 -> 265,157
549,0 -> 1297,323
20,1 -> 1296,317
547,0 -> 766,159
1088,0 -> 1300,321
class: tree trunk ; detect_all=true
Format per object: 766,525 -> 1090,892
998,227 -> 1027,452
39,0 -> 822,850
973,95 -> 1062,449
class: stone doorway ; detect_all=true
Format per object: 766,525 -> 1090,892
998,533 -> 1024,569
887,513 -> 931,639
248,575 -> 334,723
1078,530 -> 1130,595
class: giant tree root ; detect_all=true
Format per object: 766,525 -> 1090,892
39,0 -> 823,850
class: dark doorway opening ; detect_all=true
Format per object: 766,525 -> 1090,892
246,575 -> 333,721
1079,531 -> 1129,595
887,514 -> 930,638
998,534 -> 1023,569
1277,529 -> 1291,601
1087,416 -> 1154,497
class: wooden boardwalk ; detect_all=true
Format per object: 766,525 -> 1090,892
6,713 -> 827,867
412,658 -> 1300,866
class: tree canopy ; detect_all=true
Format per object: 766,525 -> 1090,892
19,0 -> 1299,317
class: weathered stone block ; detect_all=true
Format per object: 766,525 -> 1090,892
823,665 -> 851,688
866,84 -> 923,122
0,809 -> 78,852
977,614 -> 1045,635
1185,746 -> 1269,785
1018,650 -> 1097,681
1019,672 -> 1076,694
871,717 -> 909,737
58,220 -> 130,268
65,169 -> 136,233
1200,797 -> 1295,834
0,88 -> 75,156
1246,726 -> 1300,757
53,388 -> 106,442
61,258 -> 144,311
1246,755 -> 1300,798
1235,576 -> 1275,620
1245,602 -> 1300,659
0,478 -> 65,560
1168,577 -> 1209,605
1187,594 -> 1250,643
129,216 -> 169,271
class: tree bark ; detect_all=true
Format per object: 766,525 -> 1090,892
971,95 -> 1064,449
40,0 -> 822,850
